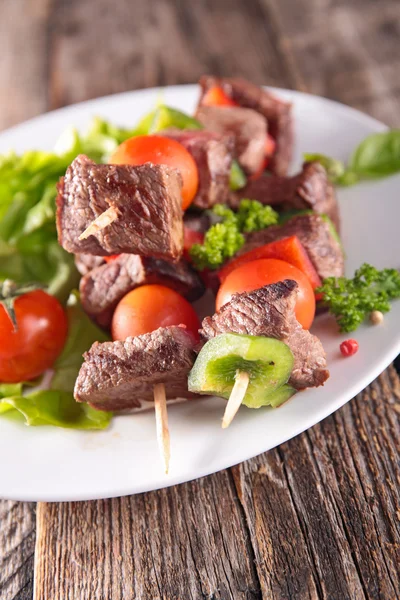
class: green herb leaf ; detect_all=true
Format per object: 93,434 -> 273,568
236,199 -> 279,233
190,223 -> 244,270
305,129 -> 400,187
348,130 -> 400,178
317,263 -> 400,332
190,199 -> 278,270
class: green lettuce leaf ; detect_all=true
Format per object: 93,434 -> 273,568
0,391 -> 111,429
0,293 -> 112,429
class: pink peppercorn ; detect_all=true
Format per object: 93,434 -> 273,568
340,339 -> 359,357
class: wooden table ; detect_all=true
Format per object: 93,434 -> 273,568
1,1 -> 400,598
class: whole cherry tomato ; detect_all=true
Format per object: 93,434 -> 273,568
0,289 -> 68,383
111,284 -> 200,341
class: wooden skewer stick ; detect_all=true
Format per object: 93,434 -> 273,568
78,205 -> 119,241
154,383 -> 171,474
222,370 -> 250,429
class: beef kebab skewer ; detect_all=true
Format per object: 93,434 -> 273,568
189,280 -> 330,428
74,325 -> 198,474
56,151 -> 200,471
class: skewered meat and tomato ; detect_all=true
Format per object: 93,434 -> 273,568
161,128 -> 235,208
199,280 -> 329,390
195,105 -> 268,175
216,259 -> 316,330
198,75 -> 294,176
109,135 -> 199,210
79,254 -> 205,329
56,155 -> 184,259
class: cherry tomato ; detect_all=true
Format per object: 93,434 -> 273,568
216,258 -> 315,329
0,290 -> 68,383
202,86 -> 237,107
111,284 -> 201,341
109,135 -> 199,210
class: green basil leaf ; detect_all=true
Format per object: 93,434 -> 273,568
348,130 -> 400,178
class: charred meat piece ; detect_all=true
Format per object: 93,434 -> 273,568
56,155 -> 183,260
200,281 -> 329,390
198,76 -> 293,176
74,326 -> 196,412
238,213 -> 344,279
74,254 -> 105,276
195,105 -> 267,175
80,254 -> 205,328
162,129 -> 234,209
230,162 -> 340,231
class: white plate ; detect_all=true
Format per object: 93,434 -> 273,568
0,85 -> 399,502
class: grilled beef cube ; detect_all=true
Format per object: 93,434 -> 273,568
201,281 -> 329,390
195,105 -> 267,175
80,254 -> 205,329
56,154 -> 183,260
198,76 -> 293,176
74,254 -> 106,276
162,129 -> 234,209
238,213 -> 344,279
230,161 -> 340,231
74,326 -> 196,411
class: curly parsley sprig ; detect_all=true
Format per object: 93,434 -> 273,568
189,200 -> 279,270
317,263 -> 400,332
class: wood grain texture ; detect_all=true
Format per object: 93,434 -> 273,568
260,0 -> 400,126
0,0 -> 399,598
0,502 -> 36,600
233,367 -> 400,600
34,471 -> 261,600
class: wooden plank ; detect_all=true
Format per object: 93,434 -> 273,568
0,501 -> 36,600
34,470 -> 261,600
234,366 -> 400,599
0,0 -> 51,131
45,0 -> 296,109
260,0 -> 400,125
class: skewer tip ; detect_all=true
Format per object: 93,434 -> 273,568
221,370 -> 250,429
154,383 -> 171,474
